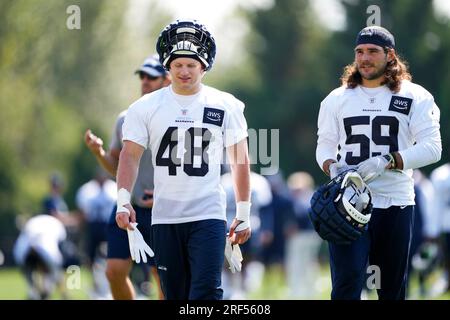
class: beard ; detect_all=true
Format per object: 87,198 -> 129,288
358,62 -> 387,80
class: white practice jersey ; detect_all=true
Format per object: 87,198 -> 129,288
13,215 -> 67,267
76,179 -> 117,223
317,80 -> 441,208
430,163 -> 450,233
123,85 -> 248,224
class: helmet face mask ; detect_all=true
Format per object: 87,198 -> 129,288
156,20 -> 216,71
334,171 -> 372,229
309,170 -> 373,245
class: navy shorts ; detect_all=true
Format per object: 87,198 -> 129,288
153,219 -> 226,300
107,205 -> 154,266
328,205 -> 414,300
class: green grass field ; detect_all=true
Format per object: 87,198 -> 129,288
0,267 -> 91,300
1,265 -> 448,300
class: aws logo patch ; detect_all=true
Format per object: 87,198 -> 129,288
203,107 -> 224,126
389,96 -> 413,115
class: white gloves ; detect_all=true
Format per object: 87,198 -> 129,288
357,154 -> 392,183
126,222 -> 154,263
224,237 -> 243,273
329,162 -> 350,179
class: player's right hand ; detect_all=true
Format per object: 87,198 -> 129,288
84,129 -> 104,156
329,162 -> 350,179
116,204 -> 137,230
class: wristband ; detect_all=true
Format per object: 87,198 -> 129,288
117,188 -> 131,215
236,201 -> 251,222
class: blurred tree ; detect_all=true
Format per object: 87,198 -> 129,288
231,0 -> 333,183
0,138 -> 20,265
0,0 -> 127,210
0,0 -> 173,259
0,0 -> 129,258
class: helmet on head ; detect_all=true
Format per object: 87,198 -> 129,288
156,19 -> 216,71
309,170 -> 373,245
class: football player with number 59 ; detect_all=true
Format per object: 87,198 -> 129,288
315,26 -> 441,300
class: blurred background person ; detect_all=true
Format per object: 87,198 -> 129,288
430,161 -> 450,294
42,172 -> 80,228
263,172 -> 296,267
43,173 -> 69,222
40,172 -> 81,278
405,169 -> 440,298
286,171 -> 322,299
262,172 -> 297,297
75,167 -> 116,299
13,214 -> 68,299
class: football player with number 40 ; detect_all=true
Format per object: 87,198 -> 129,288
315,26 -> 441,300
115,20 -> 251,300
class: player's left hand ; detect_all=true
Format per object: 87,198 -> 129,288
116,203 -> 136,230
229,218 -> 251,245
357,154 -> 392,183
126,222 -> 154,263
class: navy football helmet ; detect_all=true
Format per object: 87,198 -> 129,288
309,170 -> 373,245
156,19 -> 216,71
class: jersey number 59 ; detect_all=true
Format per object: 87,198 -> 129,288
343,116 -> 399,165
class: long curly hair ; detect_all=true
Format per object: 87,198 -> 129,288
340,49 -> 412,93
